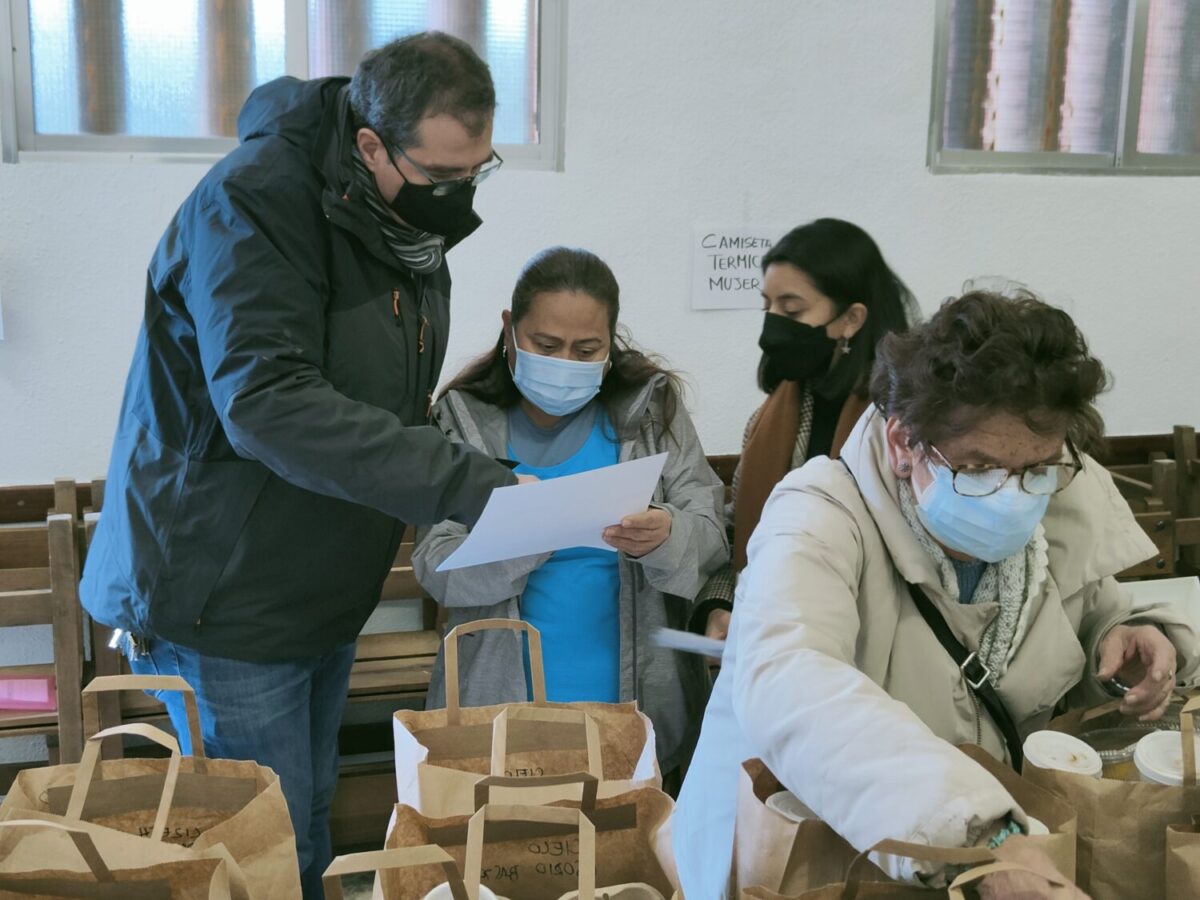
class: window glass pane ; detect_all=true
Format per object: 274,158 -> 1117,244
307,0 -> 538,145
942,0 -> 1128,154
1136,0 -> 1200,154
27,0 -> 287,139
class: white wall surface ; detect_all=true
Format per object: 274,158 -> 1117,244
3,0 -> 1200,488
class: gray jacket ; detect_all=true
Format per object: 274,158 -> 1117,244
413,376 -> 730,771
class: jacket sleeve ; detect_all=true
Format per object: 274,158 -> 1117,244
628,404 -> 730,600
730,480 -> 1019,885
185,180 -> 514,527
411,400 -> 552,606
1075,576 -> 1200,704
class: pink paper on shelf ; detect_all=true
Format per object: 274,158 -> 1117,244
0,675 -> 58,711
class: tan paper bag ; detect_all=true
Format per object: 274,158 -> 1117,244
734,746 -> 1075,896
325,846 -> 470,900
394,619 -> 660,817
741,839 -> 1074,899
1166,819 -> 1200,900
0,675 -> 301,900
0,817 -> 233,899
1026,695 -> 1200,900
380,776 -> 677,899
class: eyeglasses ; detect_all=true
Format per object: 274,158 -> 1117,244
390,142 -> 504,197
924,440 -> 1083,497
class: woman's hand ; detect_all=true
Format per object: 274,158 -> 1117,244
1097,623 -> 1176,720
603,507 -> 672,558
706,609 -> 731,642
978,836 -> 1089,899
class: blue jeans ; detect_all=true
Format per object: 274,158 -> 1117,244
128,637 -> 356,900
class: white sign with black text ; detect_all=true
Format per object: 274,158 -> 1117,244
690,224 -> 787,310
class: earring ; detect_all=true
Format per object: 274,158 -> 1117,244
838,336 -> 852,356
898,462 -> 911,474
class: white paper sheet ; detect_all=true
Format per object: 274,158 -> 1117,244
436,452 -> 669,572
651,627 -> 725,659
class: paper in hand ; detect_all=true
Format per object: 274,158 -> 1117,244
651,627 -> 725,659
436,452 -> 669,572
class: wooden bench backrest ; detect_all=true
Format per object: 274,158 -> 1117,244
0,513 -> 85,763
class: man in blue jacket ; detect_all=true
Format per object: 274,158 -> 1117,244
81,32 -> 517,898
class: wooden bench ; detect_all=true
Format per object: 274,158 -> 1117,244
0,509 -> 86,787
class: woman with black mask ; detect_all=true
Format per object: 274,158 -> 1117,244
692,218 -> 918,642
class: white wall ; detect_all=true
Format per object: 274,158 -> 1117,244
3,1 -> 1200,488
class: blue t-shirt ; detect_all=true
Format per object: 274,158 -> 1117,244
509,409 -> 621,703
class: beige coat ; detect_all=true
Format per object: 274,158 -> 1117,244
675,408 -> 1200,897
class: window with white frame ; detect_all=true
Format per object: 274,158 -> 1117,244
929,0 -> 1200,172
0,0 -> 562,165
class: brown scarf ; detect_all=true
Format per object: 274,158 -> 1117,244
732,383 -> 870,570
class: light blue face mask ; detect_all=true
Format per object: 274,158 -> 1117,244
511,328 -> 608,417
914,459 -> 1051,563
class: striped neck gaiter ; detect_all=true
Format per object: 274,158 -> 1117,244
350,147 -> 445,275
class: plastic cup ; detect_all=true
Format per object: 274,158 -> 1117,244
1134,730 -> 1200,786
1022,731 -> 1103,779
765,790 -> 818,823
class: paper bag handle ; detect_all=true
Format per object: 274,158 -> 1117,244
65,723 -> 182,844
444,619 -> 547,724
464,804 -> 595,900
490,706 -> 603,780
473,772 -> 600,812
322,846 -> 468,900
1182,696 -> 1199,787
83,674 -> 206,763
947,860 -> 1073,899
0,818 -> 116,883
837,839 -> 994,899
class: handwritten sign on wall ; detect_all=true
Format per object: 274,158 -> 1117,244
690,225 -> 785,310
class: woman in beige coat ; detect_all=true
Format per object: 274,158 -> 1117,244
675,289 -> 1198,899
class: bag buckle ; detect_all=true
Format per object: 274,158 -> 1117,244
961,652 -> 992,691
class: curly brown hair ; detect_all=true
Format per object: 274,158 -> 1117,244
869,288 -> 1109,452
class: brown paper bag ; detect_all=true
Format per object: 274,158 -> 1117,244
0,675 -> 301,900
740,839 -> 1074,899
1166,818 -> 1200,900
733,759 -> 880,896
394,619 -> 660,817
325,846 -> 470,900
957,744 -> 1077,881
734,746 -> 1075,896
379,775 -> 677,899
1026,695 -> 1200,900
0,817 -> 233,899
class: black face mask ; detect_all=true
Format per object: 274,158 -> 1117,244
758,312 -> 839,383
387,178 -> 478,238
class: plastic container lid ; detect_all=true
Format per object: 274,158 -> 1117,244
1134,730 -> 1200,787
1022,731 -> 1103,778
765,790 -> 818,823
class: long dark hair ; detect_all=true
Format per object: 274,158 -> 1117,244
443,246 -> 682,438
758,218 -> 916,398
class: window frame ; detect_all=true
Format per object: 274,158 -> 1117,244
927,0 -> 1200,174
0,0 -> 566,168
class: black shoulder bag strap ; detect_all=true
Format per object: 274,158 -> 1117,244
906,582 -> 1025,773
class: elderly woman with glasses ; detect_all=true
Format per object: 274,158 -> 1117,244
674,289 -> 1199,899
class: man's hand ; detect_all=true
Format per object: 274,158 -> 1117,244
603,508 -> 672,558
1097,623 -> 1176,720
977,836 -> 1089,899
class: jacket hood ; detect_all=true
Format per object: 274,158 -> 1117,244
237,75 -> 347,149
838,407 -> 1156,601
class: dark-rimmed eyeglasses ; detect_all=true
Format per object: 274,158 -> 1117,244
389,142 -> 503,197
924,440 -> 1084,497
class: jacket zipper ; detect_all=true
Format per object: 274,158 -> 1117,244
968,687 -> 983,746
392,289 -> 401,327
